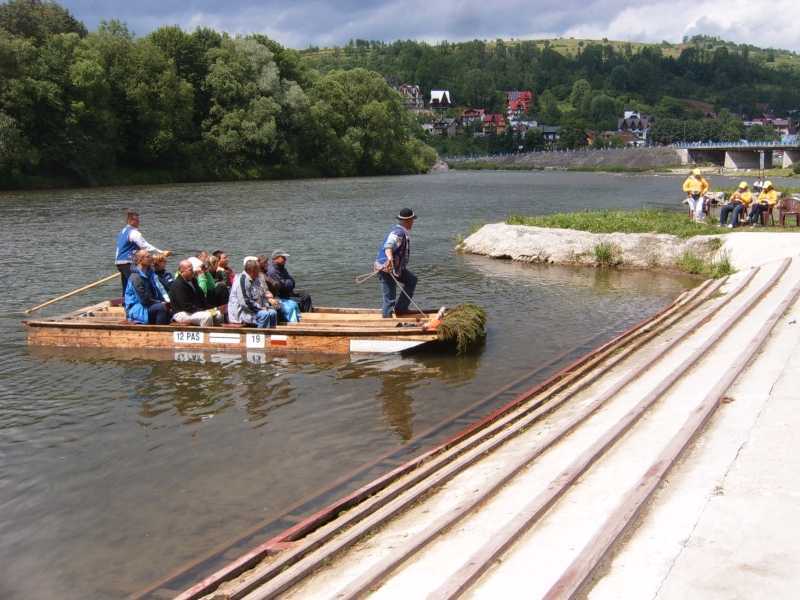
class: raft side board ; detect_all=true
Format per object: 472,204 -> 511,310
25,323 -> 437,354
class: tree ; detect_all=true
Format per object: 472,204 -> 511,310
0,0 -> 86,43
589,94 -> 618,130
569,78 -> 591,114
538,89 -> 561,124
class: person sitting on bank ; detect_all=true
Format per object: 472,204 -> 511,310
375,207 -> 418,318
268,250 -> 312,313
256,255 -> 299,323
170,259 -> 223,327
719,182 -> 752,228
682,168 -> 709,222
212,250 -> 235,287
227,257 -> 278,328
749,181 -> 779,226
153,254 -> 175,292
125,249 -> 171,325
115,210 -> 169,297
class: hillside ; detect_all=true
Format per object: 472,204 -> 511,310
299,35 -> 800,117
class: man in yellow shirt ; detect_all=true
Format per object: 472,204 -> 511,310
749,181 -> 778,226
719,181 -> 752,228
682,168 -> 710,222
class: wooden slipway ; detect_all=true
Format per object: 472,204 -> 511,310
23,301 -> 442,355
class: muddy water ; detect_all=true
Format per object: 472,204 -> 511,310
0,171 -> 700,598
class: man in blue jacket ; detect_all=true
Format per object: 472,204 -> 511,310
375,208 -> 418,318
115,210 -> 169,297
124,250 -> 171,324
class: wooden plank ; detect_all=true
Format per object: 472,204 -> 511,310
218,276 -> 742,600
544,263 -> 800,600
157,279 -> 713,600
433,262 -> 787,600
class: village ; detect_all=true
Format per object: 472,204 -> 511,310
394,83 -> 799,153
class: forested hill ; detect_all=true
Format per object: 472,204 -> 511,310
0,0 -> 436,189
301,35 -> 800,116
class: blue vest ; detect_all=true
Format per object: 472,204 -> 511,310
115,225 -> 138,263
375,225 -> 410,274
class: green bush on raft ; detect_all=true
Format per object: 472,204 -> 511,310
437,304 -> 487,354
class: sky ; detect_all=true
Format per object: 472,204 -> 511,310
58,0 -> 800,52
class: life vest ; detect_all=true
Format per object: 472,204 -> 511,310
375,224 -> 410,274
115,225 -> 138,263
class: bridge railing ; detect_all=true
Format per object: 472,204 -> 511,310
674,137 -> 799,149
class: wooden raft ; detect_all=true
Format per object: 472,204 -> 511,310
24,301 -> 442,355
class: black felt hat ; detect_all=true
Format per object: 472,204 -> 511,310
397,208 -> 417,220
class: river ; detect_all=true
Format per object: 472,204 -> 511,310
0,170 -> 747,598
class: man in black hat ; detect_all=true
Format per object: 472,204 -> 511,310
374,208 -> 418,317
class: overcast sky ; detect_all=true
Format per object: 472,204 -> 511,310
59,0 -> 800,52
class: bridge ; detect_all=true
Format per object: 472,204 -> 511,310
675,138 -> 800,169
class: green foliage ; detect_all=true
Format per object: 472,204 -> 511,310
437,303 -> 487,354
0,5 -> 435,188
593,242 -> 622,267
676,249 -> 734,278
507,209 -> 722,238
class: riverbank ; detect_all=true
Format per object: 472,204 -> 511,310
459,211 -> 800,275
446,146 -> 682,173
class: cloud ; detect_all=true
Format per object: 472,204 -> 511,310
60,0 -> 800,51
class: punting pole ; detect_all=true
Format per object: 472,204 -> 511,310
24,272 -> 120,314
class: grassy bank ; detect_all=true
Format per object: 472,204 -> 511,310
506,209 -> 722,238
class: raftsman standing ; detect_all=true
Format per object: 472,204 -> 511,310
115,210 -> 168,297
375,208 -> 418,318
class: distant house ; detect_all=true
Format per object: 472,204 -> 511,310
618,111 -> 655,144
482,113 -> 507,136
505,91 -> 534,118
396,84 -> 424,111
460,108 -> 486,126
540,125 -> 560,144
743,114 -> 793,136
430,90 -> 453,109
421,123 -> 435,135
432,117 -> 458,137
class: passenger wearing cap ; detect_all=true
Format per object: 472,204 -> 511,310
374,208 -> 418,318
749,181 -> 779,226
719,181 -> 752,228
268,250 -> 313,314
227,257 -> 278,328
682,168 -> 710,222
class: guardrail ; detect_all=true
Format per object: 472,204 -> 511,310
674,138 -> 799,150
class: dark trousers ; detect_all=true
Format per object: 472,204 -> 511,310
379,269 -> 417,318
295,292 -> 313,312
749,202 -> 768,224
117,263 -> 132,297
719,203 -> 745,227
148,302 -> 171,325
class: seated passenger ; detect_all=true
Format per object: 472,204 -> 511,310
749,181 -> 778,226
206,254 -> 230,304
189,256 -> 222,306
125,249 -> 171,324
153,254 -> 175,293
257,254 -> 299,323
227,257 -> 278,328
719,182 -> 752,228
268,250 -> 313,313
171,260 -> 223,327
213,250 -> 236,287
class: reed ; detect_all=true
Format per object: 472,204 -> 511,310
437,304 -> 488,354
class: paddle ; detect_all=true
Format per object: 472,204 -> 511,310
24,273 -> 121,315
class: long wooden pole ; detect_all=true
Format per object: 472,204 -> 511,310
24,272 -> 120,315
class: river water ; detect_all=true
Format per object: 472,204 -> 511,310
0,170 -> 740,598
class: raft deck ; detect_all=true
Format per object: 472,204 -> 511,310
24,301 -> 443,355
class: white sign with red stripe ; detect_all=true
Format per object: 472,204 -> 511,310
269,334 -> 289,346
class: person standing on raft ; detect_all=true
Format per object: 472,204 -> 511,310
375,208 -> 418,318
115,210 -> 169,297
